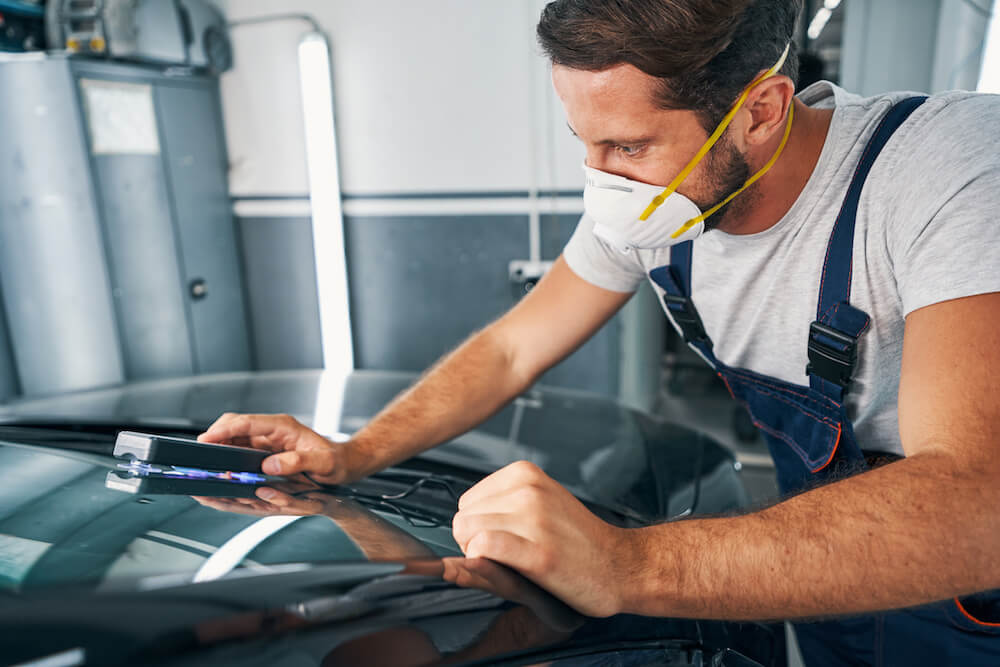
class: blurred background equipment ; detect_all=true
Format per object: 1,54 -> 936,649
0,0 -> 45,52
45,0 -> 231,72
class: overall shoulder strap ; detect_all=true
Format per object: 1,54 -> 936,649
648,241 -> 717,365
808,96 -> 927,401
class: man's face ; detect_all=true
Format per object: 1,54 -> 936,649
552,63 -> 753,229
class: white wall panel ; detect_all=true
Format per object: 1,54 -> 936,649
219,0 -> 572,196
218,15 -> 310,196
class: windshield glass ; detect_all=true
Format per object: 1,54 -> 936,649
0,437 -> 466,594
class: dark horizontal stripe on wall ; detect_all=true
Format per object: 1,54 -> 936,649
231,194 -> 311,201
231,190 -> 583,202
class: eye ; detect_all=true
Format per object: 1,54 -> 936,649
614,144 -> 645,157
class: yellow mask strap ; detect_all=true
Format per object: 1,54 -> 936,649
639,43 -> 791,221
670,101 -> 794,238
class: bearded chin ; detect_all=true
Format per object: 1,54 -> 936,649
695,136 -> 754,233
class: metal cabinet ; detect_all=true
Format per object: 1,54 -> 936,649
0,54 -> 250,398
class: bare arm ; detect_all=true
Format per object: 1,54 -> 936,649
452,292 -> 1000,619
343,256 -> 634,478
200,256 -> 633,484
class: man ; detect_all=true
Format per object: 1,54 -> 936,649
200,1 -> 1000,664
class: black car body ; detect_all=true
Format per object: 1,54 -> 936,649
0,370 -> 783,666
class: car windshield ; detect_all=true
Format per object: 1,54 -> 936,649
0,431 -> 471,594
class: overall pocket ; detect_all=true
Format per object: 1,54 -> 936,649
719,366 -> 862,494
949,591 -> 1000,636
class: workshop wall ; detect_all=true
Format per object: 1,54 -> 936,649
216,0 -> 664,405
841,0 -> 992,95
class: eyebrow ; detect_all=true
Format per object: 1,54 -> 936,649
565,122 -> 654,146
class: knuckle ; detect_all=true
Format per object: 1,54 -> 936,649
533,546 -> 556,574
472,531 -> 496,555
515,485 -> 544,507
511,460 -> 543,480
315,450 -> 336,475
284,451 -> 303,469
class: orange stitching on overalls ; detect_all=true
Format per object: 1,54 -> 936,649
819,302 -> 871,337
954,597 -> 1000,628
726,367 -> 842,412
810,421 -> 843,473
720,375 -> 840,469
744,383 -> 841,429
752,419 -> 833,469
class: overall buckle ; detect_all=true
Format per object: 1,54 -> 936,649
663,294 -> 712,347
807,321 -> 858,389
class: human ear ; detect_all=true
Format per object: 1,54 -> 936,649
743,76 -> 795,146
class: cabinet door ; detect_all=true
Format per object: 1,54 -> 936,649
79,76 -> 195,380
155,81 -> 251,373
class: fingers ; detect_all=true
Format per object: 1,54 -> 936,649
198,413 -> 302,450
255,487 -> 326,514
465,530 -> 544,574
442,557 -> 585,632
452,511 -> 538,554
458,460 -> 549,510
261,447 -> 336,477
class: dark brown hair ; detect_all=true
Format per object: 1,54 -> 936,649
537,0 -> 802,130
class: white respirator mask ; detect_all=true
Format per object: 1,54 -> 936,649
582,44 -> 793,254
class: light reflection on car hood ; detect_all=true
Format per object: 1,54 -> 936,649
0,369 -> 748,522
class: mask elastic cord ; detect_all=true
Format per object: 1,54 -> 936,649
639,43 -> 791,222
670,101 -> 794,238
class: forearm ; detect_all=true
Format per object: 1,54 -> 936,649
621,451 -> 1000,620
347,326 -> 530,477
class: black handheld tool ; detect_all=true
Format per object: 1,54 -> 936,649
114,431 -> 269,472
105,468 -> 263,498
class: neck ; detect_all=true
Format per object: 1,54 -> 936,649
717,98 -> 833,235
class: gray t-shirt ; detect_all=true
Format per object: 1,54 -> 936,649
563,82 -> 1000,457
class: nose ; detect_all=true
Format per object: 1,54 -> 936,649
582,153 -> 606,173
585,155 -> 627,180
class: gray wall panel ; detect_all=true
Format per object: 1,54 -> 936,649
91,155 -> 193,379
0,288 -> 19,402
238,217 -> 324,370
344,215 -> 530,374
344,213 -> 620,397
539,213 -> 619,396
155,82 -> 251,374
0,58 -> 124,396
540,213 -> 665,409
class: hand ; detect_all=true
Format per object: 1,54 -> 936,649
198,413 -> 364,485
451,461 -> 632,618
192,492 -> 326,517
440,557 -> 584,633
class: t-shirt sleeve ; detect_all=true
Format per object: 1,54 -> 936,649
888,96 -> 1000,316
561,213 -> 646,293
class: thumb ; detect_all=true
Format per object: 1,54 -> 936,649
262,448 -> 336,478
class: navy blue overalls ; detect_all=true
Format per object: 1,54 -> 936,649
648,97 -> 1000,665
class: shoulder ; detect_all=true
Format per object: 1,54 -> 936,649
860,91 -> 1000,191
890,91 -> 1000,174
861,91 -> 1000,224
